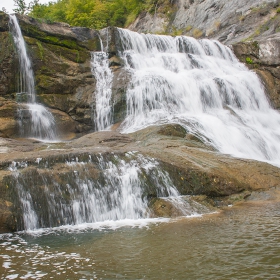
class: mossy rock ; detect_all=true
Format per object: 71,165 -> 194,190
19,20 -> 84,51
24,36 -> 89,64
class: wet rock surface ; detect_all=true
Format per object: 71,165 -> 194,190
0,125 -> 279,232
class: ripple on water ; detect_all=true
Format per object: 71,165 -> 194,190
1,201 -> 280,279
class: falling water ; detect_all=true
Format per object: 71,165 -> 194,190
9,14 -> 57,141
117,28 -> 280,167
8,153 -> 204,231
91,51 -> 113,131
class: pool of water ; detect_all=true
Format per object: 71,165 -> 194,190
1,201 -> 280,279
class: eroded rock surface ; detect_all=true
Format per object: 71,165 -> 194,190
1,125 -> 279,232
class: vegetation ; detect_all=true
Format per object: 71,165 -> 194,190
192,28 -> 203,38
27,0 -> 145,30
13,0 -> 39,14
245,57 -> 253,64
16,0 -> 174,30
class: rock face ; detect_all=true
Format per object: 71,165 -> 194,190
129,0 -> 280,43
1,7 -> 280,138
233,34 -> 280,109
0,13 -> 132,139
1,126 -> 280,232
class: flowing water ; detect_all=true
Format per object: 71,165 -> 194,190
1,200 -> 280,279
91,52 -> 113,131
116,28 -> 280,167
9,14 -> 57,141
8,153 -> 204,231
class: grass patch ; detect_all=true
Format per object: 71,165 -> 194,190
192,28 -> 203,38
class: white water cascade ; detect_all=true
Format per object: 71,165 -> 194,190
9,14 -> 57,141
91,41 -> 113,131
9,153 -> 204,231
117,28 -> 280,167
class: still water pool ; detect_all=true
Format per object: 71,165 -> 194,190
1,201 -> 280,279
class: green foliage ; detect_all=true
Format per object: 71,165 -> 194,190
246,57 -> 253,64
29,0 -> 145,30
13,0 -> 39,14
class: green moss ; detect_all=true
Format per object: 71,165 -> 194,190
37,74 -> 52,88
76,50 -> 80,63
20,21 -> 82,50
36,41 -> 44,60
42,42 -> 88,63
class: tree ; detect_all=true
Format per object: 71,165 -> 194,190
13,0 -> 28,14
13,0 -> 39,15
28,0 -> 145,29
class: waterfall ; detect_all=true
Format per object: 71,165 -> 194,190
91,51 -> 113,131
9,14 -> 57,141
116,28 -> 280,167
8,153 -> 204,231
90,29 -> 113,131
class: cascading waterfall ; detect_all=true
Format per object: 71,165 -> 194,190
9,14 -> 57,141
91,32 -> 113,131
8,153 -> 203,231
117,28 -> 280,167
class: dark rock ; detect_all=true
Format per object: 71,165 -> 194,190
233,35 -> 280,109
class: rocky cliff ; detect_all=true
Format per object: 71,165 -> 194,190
0,12 -> 102,138
129,0 -> 280,43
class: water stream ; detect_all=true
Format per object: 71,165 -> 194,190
9,14 -> 57,141
116,28 -> 280,167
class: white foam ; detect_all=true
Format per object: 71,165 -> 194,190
117,28 -> 280,167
